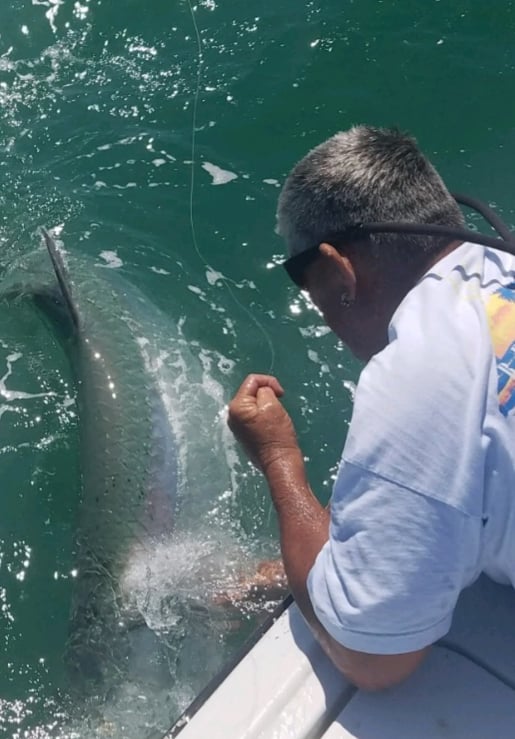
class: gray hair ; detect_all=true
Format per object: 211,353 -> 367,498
276,125 -> 465,266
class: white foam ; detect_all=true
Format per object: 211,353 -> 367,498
73,2 -> 89,20
343,380 -> 357,402
201,161 -> 238,185
98,250 -> 123,269
300,325 -> 331,339
32,0 -> 65,34
187,284 -> 204,296
0,352 -> 55,402
206,267 -> 224,285
50,223 -> 64,237
128,43 -> 158,57
121,532 -> 248,631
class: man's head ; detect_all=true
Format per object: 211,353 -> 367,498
276,125 -> 465,360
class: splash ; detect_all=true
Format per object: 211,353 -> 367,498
121,532 -> 251,631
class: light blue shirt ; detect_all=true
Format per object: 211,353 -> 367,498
307,243 -> 515,654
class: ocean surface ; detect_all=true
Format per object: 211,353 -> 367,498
1,1 -> 515,736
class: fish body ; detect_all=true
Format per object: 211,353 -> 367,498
35,232 -> 180,691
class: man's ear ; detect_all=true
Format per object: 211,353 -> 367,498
319,242 -> 357,300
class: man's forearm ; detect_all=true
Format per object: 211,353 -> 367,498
263,450 -> 330,625
263,450 -> 430,691
263,452 -> 365,675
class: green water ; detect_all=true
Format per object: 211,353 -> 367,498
1,0 -> 515,736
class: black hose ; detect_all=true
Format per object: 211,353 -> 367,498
452,192 -> 515,245
283,194 -> 515,287
360,222 -> 515,254
358,193 -> 515,256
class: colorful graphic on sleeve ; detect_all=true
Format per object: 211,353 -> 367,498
487,285 -> 515,416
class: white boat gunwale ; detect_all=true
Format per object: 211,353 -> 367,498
168,594 -> 294,737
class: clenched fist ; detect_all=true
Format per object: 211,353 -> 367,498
227,374 -> 301,474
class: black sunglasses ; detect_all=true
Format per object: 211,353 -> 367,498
282,194 -> 515,289
283,226 -> 366,288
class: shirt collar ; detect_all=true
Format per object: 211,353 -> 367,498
420,241 -> 479,283
388,242 -> 481,339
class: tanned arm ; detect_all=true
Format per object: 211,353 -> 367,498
228,374 -> 429,691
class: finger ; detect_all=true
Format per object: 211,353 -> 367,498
256,385 -> 282,408
233,373 -> 284,401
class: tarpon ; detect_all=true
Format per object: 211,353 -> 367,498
19,231 -> 181,697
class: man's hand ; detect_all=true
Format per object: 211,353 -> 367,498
228,374 -> 301,474
213,559 -> 288,608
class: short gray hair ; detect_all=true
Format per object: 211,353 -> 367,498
276,125 -> 465,265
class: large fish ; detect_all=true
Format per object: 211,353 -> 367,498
27,231 -> 181,696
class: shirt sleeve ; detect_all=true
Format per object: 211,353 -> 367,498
307,279 -> 489,655
307,461 -> 481,654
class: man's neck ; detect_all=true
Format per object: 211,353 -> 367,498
390,239 -> 464,305
424,239 -> 463,273
361,241 -> 464,361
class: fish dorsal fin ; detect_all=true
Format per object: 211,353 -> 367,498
41,228 -> 80,331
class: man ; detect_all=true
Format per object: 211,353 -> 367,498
227,125 -> 515,691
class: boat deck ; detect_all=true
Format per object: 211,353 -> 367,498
170,575 -> 515,738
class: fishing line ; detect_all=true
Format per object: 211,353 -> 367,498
185,0 -> 276,375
